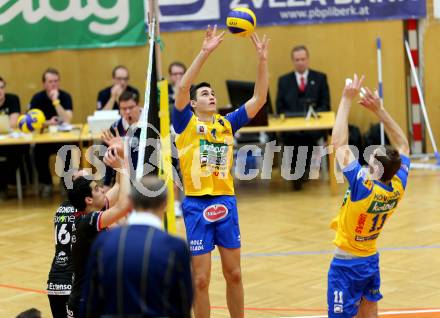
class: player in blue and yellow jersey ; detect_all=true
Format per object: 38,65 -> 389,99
328,75 -> 410,318
173,25 -> 269,318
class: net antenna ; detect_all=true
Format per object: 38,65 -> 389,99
376,38 -> 385,145
136,1 -> 157,181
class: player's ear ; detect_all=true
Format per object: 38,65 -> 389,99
85,196 -> 93,206
190,99 -> 197,109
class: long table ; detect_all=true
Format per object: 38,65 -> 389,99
0,124 -> 83,146
0,112 -> 338,199
240,112 -> 335,133
0,125 -> 84,199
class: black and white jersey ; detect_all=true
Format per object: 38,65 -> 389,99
68,209 -> 105,310
47,201 -> 76,295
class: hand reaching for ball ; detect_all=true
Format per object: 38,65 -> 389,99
342,74 -> 364,101
101,129 -> 122,147
201,25 -> 225,54
104,144 -> 125,170
251,33 -> 269,61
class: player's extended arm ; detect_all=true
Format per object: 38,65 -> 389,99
9,113 -> 19,129
100,146 -> 131,228
245,33 -> 269,118
332,74 -> 364,168
55,106 -> 73,123
175,25 -> 225,110
49,90 -> 73,123
359,87 -> 410,156
105,171 -> 120,207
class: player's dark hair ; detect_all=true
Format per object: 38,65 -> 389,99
374,145 -> 401,182
130,176 -> 167,212
168,61 -> 187,75
42,68 -> 60,82
112,65 -> 128,78
119,90 -> 139,104
190,82 -> 211,101
0,76 -> 5,86
16,308 -> 41,318
291,45 -> 309,58
68,176 -> 93,212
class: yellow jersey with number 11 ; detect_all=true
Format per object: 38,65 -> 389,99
330,155 -> 410,257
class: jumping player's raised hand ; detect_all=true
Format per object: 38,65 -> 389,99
101,128 -> 121,147
342,74 -> 364,101
251,33 -> 269,61
359,87 -> 383,113
201,25 -> 225,53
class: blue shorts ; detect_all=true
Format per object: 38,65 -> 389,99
327,253 -> 383,318
182,195 -> 241,256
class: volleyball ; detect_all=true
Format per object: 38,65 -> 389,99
17,109 -> 45,133
28,108 -> 46,125
226,7 -> 257,37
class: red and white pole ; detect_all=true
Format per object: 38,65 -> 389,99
406,19 -> 423,154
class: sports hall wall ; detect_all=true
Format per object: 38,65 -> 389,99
423,1 -> 440,153
3,15 -> 440,141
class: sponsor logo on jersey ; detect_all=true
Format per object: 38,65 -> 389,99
54,214 -> 75,223
373,191 -> 400,201
56,205 -> 75,214
47,282 -> 72,291
203,204 -> 228,222
355,213 -> 367,234
367,199 -> 398,213
363,179 -> 373,190
55,251 -> 69,265
196,124 -> 206,134
355,233 -> 380,242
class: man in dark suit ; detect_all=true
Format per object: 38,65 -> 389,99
81,176 -> 193,318
276,45 -> 330,190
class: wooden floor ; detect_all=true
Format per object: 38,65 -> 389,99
0,169 -> 439,318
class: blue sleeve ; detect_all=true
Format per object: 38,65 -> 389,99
225,104 -> 250,134
172,105 -> 193,134
343,160 -> 373,201
396,155 -> 410,189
